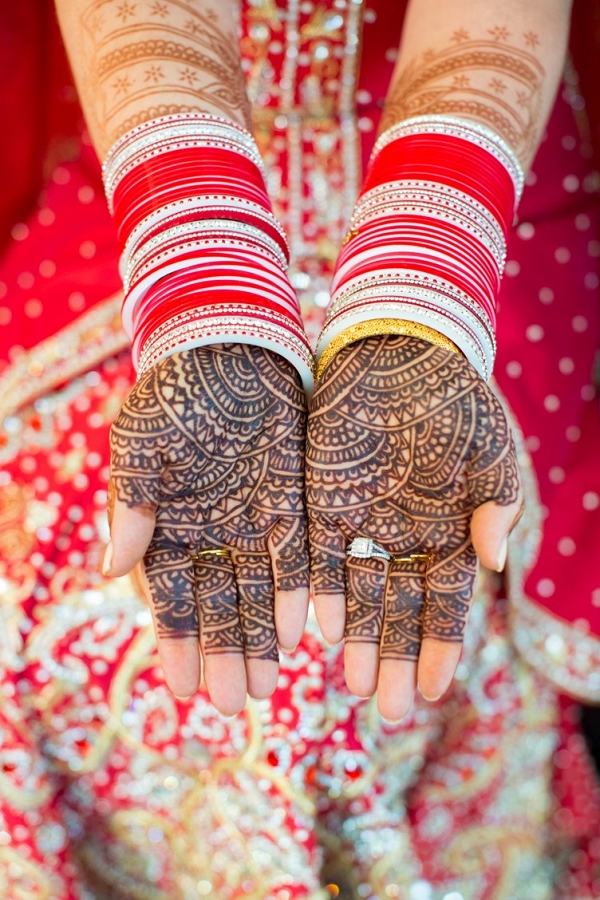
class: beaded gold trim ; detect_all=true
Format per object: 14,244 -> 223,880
316,318 -> 462,381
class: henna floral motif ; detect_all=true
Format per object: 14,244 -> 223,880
306,335 -> 520,659
63,0 -> 252,155
110,344 -> 308,659
379,29 -> 545,163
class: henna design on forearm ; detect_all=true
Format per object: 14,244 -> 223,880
380,28 -> 545,163
110,344 -> 308,657
61,0 -> 251,155
306,335 -> 520,658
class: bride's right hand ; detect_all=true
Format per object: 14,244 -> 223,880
103,343 -> 309,716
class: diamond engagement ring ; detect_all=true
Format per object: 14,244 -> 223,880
346,537 -> 430,565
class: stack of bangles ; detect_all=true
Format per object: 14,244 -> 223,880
316,114 -> 524,382
101,112 -> 523,393
102,113 -> 314,393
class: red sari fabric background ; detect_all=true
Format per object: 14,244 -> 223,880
0,3 -> 599,898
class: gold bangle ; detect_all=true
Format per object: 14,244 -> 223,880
316,319 -> 462,382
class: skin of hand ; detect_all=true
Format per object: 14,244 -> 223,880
103,343 -> 309,716
306,334 -> 523,722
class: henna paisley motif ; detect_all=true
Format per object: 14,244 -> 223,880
306,335 -> 520,660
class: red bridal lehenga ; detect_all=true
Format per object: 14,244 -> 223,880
0,2 -> 599,899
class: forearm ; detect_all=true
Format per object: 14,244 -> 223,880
54,0 -> 250,160
381,0 -> 572,169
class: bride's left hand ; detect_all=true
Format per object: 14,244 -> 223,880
306,334 -> 523,722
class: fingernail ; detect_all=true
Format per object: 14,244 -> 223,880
174,694 -> 193,701
496,537 -> 508,573
418,686 -> 443,702
102,542 -> 114,576
278,644 -> 298,654
381,715 -> 403,726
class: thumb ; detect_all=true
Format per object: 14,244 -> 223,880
103,497 -> 156,577
470,497 -> 523,572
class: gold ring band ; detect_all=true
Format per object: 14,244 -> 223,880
389,552 -> 431,565
190,548 -> 231,560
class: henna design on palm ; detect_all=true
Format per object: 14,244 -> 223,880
306,335 -> 520,660
109,344 -> 308,663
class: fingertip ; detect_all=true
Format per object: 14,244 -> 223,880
274,587 -> 309,652
204,654 -> 247,717
246,659 -> 279,700
313,591 -> 346,645
345,642 -> 379,698
102,541 -> 114,577
109,500 -> 156,575
470,499 -> 520,572
158,638 -> 201,700
417,639 -> 461,702
377,659 -> 417,723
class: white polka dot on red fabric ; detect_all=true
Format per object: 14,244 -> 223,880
583,492 -> 599,511
17,272 -> 34,289
581,385 -> 595,401
11,223 -> 29,241
37,208 -> 55,226
68,291 -> 86,311
584,172 -> 600,192
537,578 -> 555,598
562,174 -> 580,192
566,425 -> 581,442
19,457 -> 36,474
525,170 -> 537,186
555,247 -> 571,263
561,135 -> 576,150
0,307 -> 11,325
572,315 -> 588,332
544,395 -> 560,412
517,222 -> 535,240
505,260 -> 520,276
525,435 -> 541,452
592,589 -> 600,608
539,287 -> 554,304
558,357 -> 574,374
549,467 -> 566,484
79,241 -> 96,259
39,260 -> 56,278
575,213 -> 591,230
558,537 -> 576,556
24,299 -> 42,318
0,282 -> 6,299
526,324 -> 544,342
364,8 -> 377,22
506,360 -> 522,378
52,167 -> 70,185
584,272 -> 599,289
385,48 -> 398,62
358,117 -> 374,132
78,186 -> 95,204
587,240 -> 600,258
